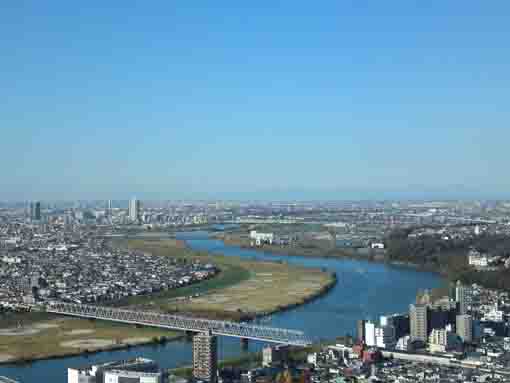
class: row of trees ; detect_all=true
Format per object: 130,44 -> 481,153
384,228 -> 510,290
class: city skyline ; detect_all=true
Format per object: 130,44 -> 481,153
2,2 -> 510,200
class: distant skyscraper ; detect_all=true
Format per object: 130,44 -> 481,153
30,201 -> 41,221
106,200 -> 112,217
193,330 -> 218,383
128,198 -> 141,222
456,314 -> 473,343
456,280 -> 468,315
410,304 -> 428,342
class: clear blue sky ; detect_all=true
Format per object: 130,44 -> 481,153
2,2 -> 509,200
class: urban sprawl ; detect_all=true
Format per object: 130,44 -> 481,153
2,199 -> 510,383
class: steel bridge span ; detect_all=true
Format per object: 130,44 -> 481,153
46,302 -> 311,346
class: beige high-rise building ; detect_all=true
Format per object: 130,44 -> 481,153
193,330 -> 218,383
410,304 -> 428,342
456,314 -> 473,343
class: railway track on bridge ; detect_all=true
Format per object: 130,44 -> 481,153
46,302 -> 311,346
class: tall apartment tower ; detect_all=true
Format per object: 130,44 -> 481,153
456,280 -> 467,315
410,304 -> 428,343
128,198 -> 141,222
193,330 -> 218,383
456,314 -> 473,343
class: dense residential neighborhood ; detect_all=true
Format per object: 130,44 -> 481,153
0,219 -> 217,310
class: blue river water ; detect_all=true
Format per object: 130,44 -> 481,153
0,231 -> 442,382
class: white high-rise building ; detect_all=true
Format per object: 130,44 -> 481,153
128,198 -> 141,222
428,326 -> 457,353
365,321 -> 376,346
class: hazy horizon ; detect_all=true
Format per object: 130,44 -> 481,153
2,2 -> 509,200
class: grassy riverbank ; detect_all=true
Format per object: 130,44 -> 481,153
126,239 -> 336,320
0,317 -> 177,364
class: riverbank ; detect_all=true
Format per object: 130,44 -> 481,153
0,317 -> 179,365
127,239 -> 337,321
218,234 -> 444,276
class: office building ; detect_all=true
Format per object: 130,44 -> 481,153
68,357 -> 160,383
129,198 -> 141,222
410,304 -> 428,342
30,201 -> 41,221
380,314 -> 410,340
193,330 -> 218,383
456,314 -> 473,343
375,325 -> 396,349
428,307 -> 455,332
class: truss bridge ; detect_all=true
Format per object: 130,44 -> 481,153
46,302 -> 311,346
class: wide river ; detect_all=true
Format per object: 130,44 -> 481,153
0,231 -> 442,382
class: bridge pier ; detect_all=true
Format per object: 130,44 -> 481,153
240,338 -> 249,350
